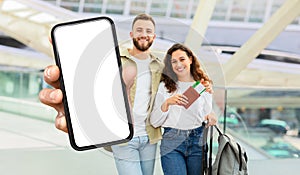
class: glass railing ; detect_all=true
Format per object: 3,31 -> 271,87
0,66 -> 55,122
0,66 -> 44,101
221,88 -> 300,159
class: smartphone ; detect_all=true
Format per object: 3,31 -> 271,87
51,17 -> 133,151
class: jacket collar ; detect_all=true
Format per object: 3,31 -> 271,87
120,48 -> 161,63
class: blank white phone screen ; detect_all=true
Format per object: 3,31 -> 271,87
52,18 -> 131,148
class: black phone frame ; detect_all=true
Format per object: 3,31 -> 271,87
51,16 -> 133,151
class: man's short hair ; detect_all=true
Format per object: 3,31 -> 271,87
132,13 -> 156,29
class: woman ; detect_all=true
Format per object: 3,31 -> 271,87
150,43 -> 215,175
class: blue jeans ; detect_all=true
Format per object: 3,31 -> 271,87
111,135 -> 157,175
160,127 -> 205,175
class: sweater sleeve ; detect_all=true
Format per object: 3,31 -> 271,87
150,82 -> 169,128
195,84 -> 213,118
199,91 -> 213,118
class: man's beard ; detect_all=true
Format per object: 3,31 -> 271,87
133,37 -> 153,51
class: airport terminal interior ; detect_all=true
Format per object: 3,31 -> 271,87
0,0 -> 300,174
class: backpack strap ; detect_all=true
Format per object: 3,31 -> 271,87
202,122 -> 208,175
214,125 -> 222,135
237,143 -> 243,171
208,126 -> 213,175
202,121 -> 214,175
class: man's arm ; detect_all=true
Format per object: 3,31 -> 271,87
122,63 -> 136,107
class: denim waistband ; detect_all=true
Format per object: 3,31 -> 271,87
163,126 -> 203,135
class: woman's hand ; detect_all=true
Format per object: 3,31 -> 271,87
204,112 -> 218,127
161,94 -> 188,112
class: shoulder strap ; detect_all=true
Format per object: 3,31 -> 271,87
202,122 -> 214,175
214,125 -> 222,135
202,122 -> 208,175
208,126 -> 213,175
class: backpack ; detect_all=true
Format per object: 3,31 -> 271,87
202,124 -> 248,175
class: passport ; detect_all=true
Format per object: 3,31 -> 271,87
182,86 -> 201,109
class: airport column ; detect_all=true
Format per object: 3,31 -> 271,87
222,0 -> 300,85
184,0 -> 217,51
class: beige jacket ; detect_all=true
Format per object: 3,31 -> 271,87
120,48 -> 164,144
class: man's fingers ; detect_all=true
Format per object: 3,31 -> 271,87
55,112 -> 68,133
39,88 -> 63,107
44,65 -> 60,89
48,35 -> 52,45
39,88 -> 68,133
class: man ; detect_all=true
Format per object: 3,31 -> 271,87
39,14 -> 215,175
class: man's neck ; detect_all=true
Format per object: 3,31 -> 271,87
129,47 -> 150,60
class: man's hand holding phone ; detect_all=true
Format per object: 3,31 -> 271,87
39,65 -> 67,133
